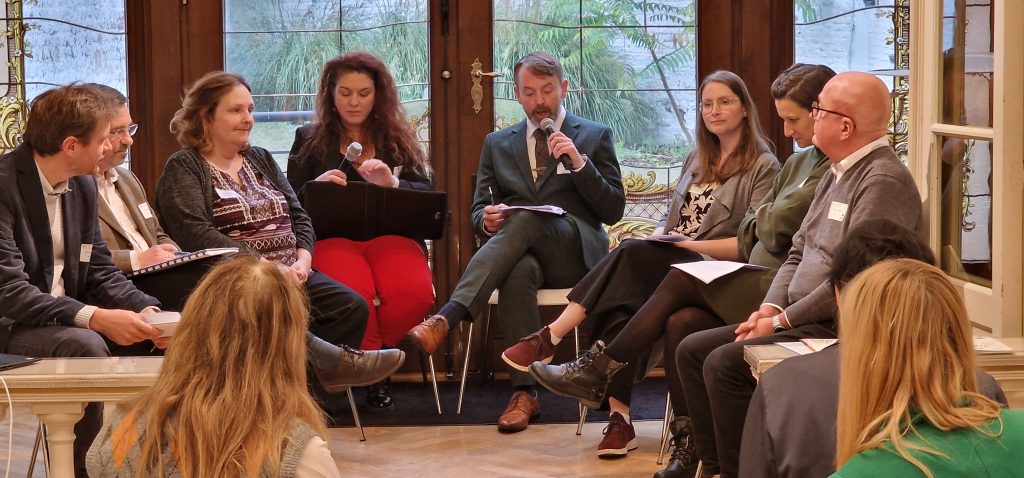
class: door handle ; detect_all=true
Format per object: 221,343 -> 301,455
470,57 -> 502,114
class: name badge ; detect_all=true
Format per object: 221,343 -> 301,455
827,201 -> 848,222
80,243 -> 93,262
138,202 -> 154,219
215,188 -> 241,200
556,162 -> 570,174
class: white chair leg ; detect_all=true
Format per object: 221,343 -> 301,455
27,421 -> 47,478
456,321 -> 474,414
657,390 -> 674,464
345,388 -> 365,441
427,354 -> 442,414
573,325 -> 587,435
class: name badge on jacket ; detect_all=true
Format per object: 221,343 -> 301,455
828,201 -> 848,222
138,202 -> 155,219
80,243 -> 93,263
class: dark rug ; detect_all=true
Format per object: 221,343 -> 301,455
324,377 -> 669,427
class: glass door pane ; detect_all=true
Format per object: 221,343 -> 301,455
223,0 -> 430,171
493,0 -> 697,244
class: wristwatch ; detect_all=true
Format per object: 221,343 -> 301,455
771,315 -> 786,333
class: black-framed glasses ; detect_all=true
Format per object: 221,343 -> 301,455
109,123 -> 139,139
810,101 -> 854,125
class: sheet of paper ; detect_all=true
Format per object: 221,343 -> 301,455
142,311 -> 182,337
643,234 -> 690,244
497,204 -> 565,215
777,342 -> 814,355
671,260 -> 769,284
974,336 -> 1014,354
800,338 -> 838,352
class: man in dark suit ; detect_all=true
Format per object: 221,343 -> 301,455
0,84 -> 164,477
407,51 -> 625,431
90,85 -> 180,273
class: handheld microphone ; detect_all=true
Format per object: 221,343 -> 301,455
539,118 -> 575,170
344,141 -> 362,165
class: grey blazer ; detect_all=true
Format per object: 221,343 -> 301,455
98,165 -> 178,272
659,151 -> 780,239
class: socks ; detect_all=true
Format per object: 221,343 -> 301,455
438,301 -> 470,330
615,412 -> 631,424
307,333 -> 341,370
548,331 -> 562,345
513,384 -> 538,397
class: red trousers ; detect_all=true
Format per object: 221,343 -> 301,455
312,236 -> 434,350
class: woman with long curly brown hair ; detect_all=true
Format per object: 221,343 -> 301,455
287,52 -> 434,408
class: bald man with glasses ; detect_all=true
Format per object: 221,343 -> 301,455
672,72 -> 923,478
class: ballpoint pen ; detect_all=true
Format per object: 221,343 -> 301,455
488,186 -> 495,206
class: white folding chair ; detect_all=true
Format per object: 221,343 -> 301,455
456,288 -> 580,414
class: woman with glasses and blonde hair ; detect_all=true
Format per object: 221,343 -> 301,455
86,255 -> 340,477
831,259 -> 1024,478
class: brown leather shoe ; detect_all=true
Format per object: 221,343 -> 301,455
405,314 -> 449,355
497,391 -> 540,433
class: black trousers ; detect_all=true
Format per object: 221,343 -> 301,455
306,269 -> 369,348
567,239 -> 703,407
676,321 -> 836,478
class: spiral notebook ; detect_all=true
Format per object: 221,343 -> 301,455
126,248 -> 239,278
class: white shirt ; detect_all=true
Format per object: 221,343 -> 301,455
34,161 -> 96,328
96,169 -> 153,270
830,135 -> 891,182
525,106 -> 567,181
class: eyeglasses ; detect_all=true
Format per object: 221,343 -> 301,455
109,123 -> 139,139
810,101 -> 854,124
699,96 -> 741,114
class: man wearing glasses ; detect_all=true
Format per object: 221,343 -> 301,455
673,72 -> 923,478
89,84 -> 181,273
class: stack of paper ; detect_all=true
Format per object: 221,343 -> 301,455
142,311 -> 182,337
974,336 -> 1014,354
497,204 -> 565,215
672,260 -> 769,284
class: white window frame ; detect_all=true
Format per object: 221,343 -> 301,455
908,0 -> 1023,336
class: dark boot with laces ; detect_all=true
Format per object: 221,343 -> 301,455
528,340 -> 627,409
654,416 -> 699,478
365,377 -> 394,409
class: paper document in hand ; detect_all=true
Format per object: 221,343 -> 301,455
671,260 -> 769,284
777,342 -> 814,355
142,311 -> 182,337
644,234 -> 690,244
799,338 -> 838,352
974,336 -> 1014,354
497,204 -> 565,215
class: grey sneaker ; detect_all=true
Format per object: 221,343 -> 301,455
314,345 -> 405,392
528,340 -> 626,409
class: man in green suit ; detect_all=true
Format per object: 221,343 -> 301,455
407,51 -> 625,431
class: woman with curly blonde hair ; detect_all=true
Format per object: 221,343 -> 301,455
87,255 -> 340,477
832,259 -> 1024,478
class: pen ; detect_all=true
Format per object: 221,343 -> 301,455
488,186 -> 495,205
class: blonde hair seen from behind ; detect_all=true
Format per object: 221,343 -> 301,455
835,259 -> 1001,478
124,255 -> 325,477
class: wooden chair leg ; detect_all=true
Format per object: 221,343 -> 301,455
346,388 -> 365,441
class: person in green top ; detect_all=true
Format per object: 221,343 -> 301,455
832,259 -> 1024,478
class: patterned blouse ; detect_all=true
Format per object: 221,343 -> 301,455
208,159 -> 299,265
672,181 -> 720,238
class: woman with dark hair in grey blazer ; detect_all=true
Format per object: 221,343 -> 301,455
502,70 -> 779,456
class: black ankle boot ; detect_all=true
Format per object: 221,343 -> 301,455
528,340 -> 627,409
654,416 -> 699,478
365,377 -> 393,409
